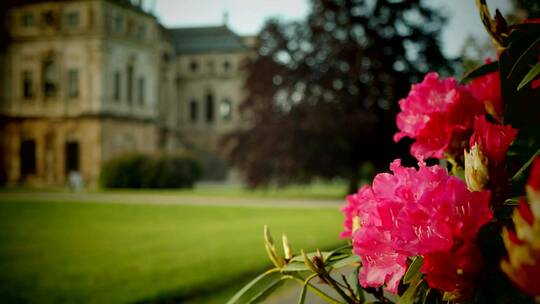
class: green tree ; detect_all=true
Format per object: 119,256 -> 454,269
225,0 -> 453,193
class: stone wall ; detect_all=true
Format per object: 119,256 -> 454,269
1,117 -> 101,187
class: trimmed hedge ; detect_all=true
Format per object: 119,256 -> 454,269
100,153 -> 202,189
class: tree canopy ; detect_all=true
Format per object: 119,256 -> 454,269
224,0 -> 454,192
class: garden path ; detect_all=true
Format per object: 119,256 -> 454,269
0,191 -> 342,209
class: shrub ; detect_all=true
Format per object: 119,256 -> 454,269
194,148 -> 229,181
100,153 -> 202,189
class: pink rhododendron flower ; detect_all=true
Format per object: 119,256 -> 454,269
524,18 -> 540,24
340,185 -> 379,238
394,73 -> 485,160
469,116 -> 517,164
532,78 -> 540,89
466,59 -> 503,120
341,160 -> 492,294
422,241 -> 482,297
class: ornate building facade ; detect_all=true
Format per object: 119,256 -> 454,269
0,0 -> 249,187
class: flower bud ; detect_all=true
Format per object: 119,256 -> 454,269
263,225 -> 284,268
302,250 -> 319,273
264,224 -> 274,247
281,234 -> 293,260
464,143 -> 489,191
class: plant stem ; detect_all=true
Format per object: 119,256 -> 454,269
289,273 -> 342,304
322,272 -> 357,304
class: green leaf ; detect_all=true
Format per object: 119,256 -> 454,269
398,279 -> 423,304
297,273 -> 317,304
297,281 -> 308,304
282,262 -> 310,272
346,271 -> 363,302
403,256 -> 423,284
517,63 -> 540,91
290,251 -> 331,263
511,146 -> 540,181
249,277 -> 287,304
227,268 -> 282,304
461,60 -> 499,83
327,254 -> 361,269
324,244 -> 353,262
442,290 -> 462,301
508,36 -> 540,84
422,288 -> 431,304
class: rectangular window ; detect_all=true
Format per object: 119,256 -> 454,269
113,14 -> 123,33
138,77 -> 144,105
220,99 -> 232,121
65,11 -> 80,28
206,93 -> 214,123
67,69 -> 79,98
65,141 -> 79,173
22,70 -> 34,99
114,71 -> 121,101
190,99 -> 198,122
20,139 -> 36,176
136,24 -> 146,40
127,65 -> 133,104
21,13 -> 35,27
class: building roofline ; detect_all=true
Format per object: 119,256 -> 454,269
5,0 -> 158,20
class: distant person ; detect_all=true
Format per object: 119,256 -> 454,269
68,171 -> 83,192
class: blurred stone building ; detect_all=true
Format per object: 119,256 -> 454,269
0,0 -> 249,187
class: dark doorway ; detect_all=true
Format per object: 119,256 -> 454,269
65,141 -> 79,173
20,139 -> 36,176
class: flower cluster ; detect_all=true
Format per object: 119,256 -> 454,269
393,69 -> 513,162
342,57 -> 526,300
342,160 -> 492,295
235,11 -> 539,304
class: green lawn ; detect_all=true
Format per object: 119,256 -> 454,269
0,199 -> 344,303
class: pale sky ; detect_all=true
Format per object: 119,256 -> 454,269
153,0 -> 514,58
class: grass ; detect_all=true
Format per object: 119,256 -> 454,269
0,199 -> 344,304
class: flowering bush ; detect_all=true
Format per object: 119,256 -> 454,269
229,3 -> 540,304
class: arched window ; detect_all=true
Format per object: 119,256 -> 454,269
220,99 -> 232,121
189,99 -> 198,122
205,93 -> 214,123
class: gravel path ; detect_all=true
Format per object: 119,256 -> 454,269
0,191 -> 343,209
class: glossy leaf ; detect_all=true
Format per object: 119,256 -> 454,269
290,251 -> 331,263
517,63 -> 540,91
282,262 -> 310,272
297,282 -> 308,304
511,146 -> 540,181
327,254 -> 361,269
508,37 -> 540,85
403,256 -> 423,284
398,278 -> 423,304
461,60 -> 499,83
250,277 -> 287,304
227,269 -> 282,304
297,273 -> 317,304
